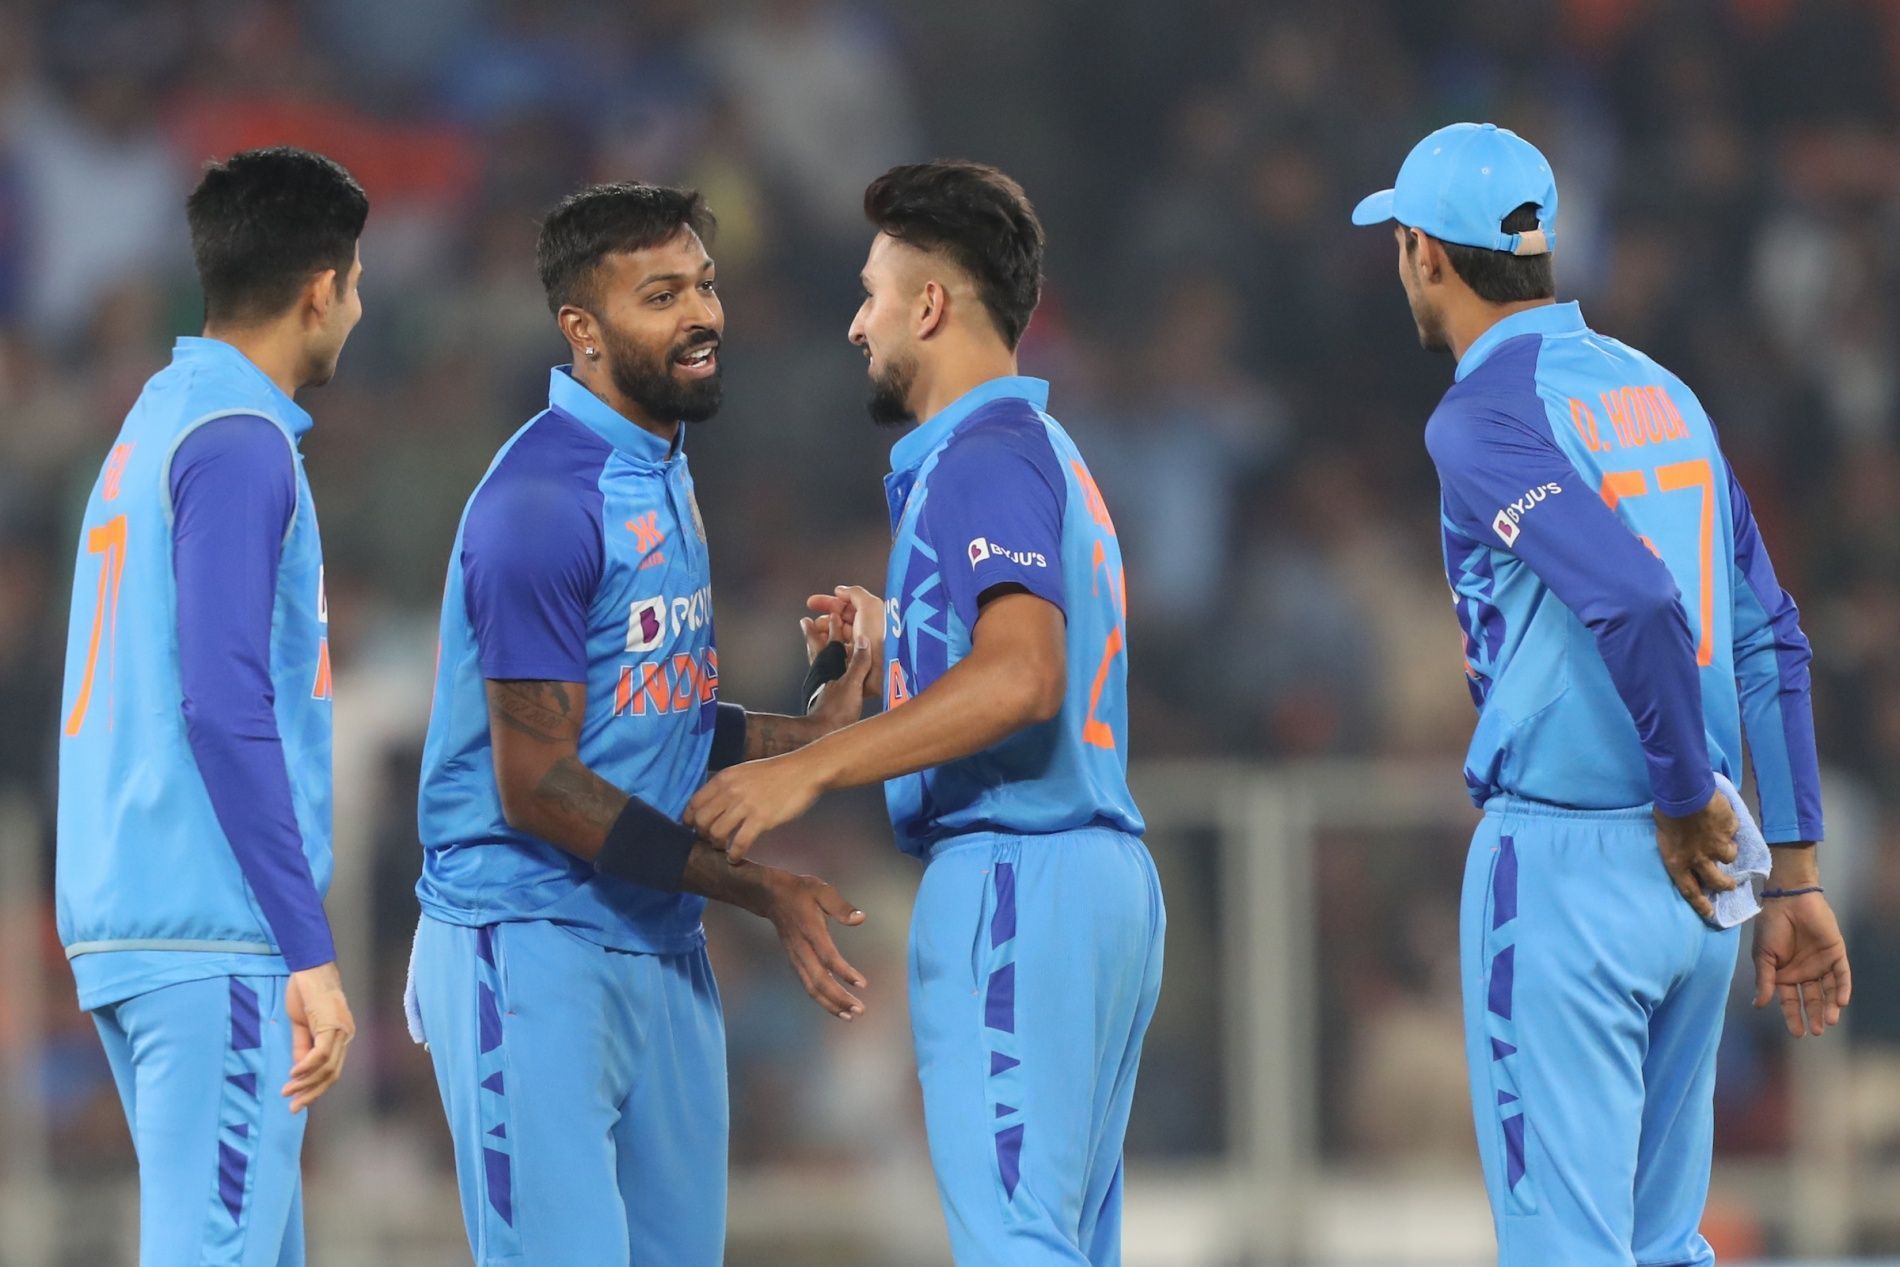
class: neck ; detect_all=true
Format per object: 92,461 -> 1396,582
912,340 -> 1020,425
201,323 -> 304,398
1446,296 -> 1558,363
572,357 -> 679,445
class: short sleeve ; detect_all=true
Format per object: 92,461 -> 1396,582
921,421 -> 1069,630
462,471 -> 603,682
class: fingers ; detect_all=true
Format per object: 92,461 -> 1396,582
1692,857 -> 1737,894
807,916 -> 869,991
1713,832 -> 1738,864
1833,953 -> 1853,1009
725,820 -> 762,865
1778,980 -> 1805,1038
283,1026 -> 349,1113
1668,864 -> 1716,921
787,930 -> 865,1019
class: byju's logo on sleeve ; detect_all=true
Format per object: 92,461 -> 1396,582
627,596 -> 666,652
967,536 -> 1049,569
1491,482 -> 1562,547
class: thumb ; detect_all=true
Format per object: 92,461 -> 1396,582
844,634 -> 876,686
819,885 -> 866,924
1752,941 -> 1776,1009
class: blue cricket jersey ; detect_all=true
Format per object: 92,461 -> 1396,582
417,367 -> 725,954
882,376 -> 1145,856
58,338 -> 334,1010
1429,302 -> 1823,841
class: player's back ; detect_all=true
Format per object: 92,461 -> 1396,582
882,377 -> 1145,855
1430,304 -> 1746,811
56,338 -> 332,969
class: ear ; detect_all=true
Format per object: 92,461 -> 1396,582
304,268 -> 339,328
1414,232 -> 1449,286
915,278 -> 948,340
556,305 -> 598,359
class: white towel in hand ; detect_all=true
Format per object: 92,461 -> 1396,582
1706,771 -> 1772,930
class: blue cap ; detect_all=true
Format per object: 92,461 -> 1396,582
1351,122 -> 1558,256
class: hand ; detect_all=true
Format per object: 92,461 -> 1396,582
284,962 -> 355,1113
1653,790 -> 1739,920
1752,849 -> 1850,1036
807,634 -> 876,736
808,586 -> 885,700
758,868 -> 868,1020
687,749 -> 830,864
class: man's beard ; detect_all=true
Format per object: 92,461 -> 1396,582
604,325 -> 724,424
1411,298 -> 1450,354
865,350 -> 917,428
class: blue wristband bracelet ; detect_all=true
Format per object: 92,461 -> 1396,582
1762,885 -> 1823,899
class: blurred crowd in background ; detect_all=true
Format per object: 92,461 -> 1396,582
8,0 -> 1900,1259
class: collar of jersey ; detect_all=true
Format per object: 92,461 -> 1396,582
547,365 -> 682,466
172,337 -> 314,438
890,375 -> 1049,473
1454,301 -> 1586,382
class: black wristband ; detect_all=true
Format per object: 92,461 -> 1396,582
708,702 -> 747,771
801,641 -> 849,713
594,796 -> 697,893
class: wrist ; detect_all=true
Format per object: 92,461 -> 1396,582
797,738 -> 847,795
1768,843 -> 1821,888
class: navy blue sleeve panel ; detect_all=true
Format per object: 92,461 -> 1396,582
171,415 -> 335,971
920,411 -> 1069,630
1726,465 -> 1824,841
462,419 -> 609,683
708,703 -> 747,772
1426,361 -> 1715,817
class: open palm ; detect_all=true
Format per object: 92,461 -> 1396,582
1751,893 -> 1851,1037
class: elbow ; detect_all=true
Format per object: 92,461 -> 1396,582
1016,658 -> 1067,727
495,780 -> 539,835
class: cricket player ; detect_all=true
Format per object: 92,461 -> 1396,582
688,160 -> 1166,1267
56,147 -> 366,1264
1352,122 -> 1852,1265
409,182 -> 874,1265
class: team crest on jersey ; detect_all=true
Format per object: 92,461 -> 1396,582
627,596 -> 666,652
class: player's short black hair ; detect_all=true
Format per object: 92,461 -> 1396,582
863,160 -> 1044,350
536,183 -> 716,315
187,147 -> 368,326
1409,202 -> 1555,304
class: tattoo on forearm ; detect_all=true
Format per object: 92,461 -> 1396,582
490,681 -> 576,744
533,756 -> 627,840
745,713 -> 811,761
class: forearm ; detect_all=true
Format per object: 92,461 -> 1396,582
1769,843 -> 1822,886
680,847 -> 776,915
185,714 -> 335,970
743,711 -> 824,760
510,753 -> 628,859
1594,599 -> 1714,816
799,653 -> 1043,793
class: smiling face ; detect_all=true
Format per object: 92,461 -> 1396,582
847,232 -> 927,427
583,228 -> 725,425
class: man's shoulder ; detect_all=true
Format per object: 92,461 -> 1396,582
466,412 -> 616,544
